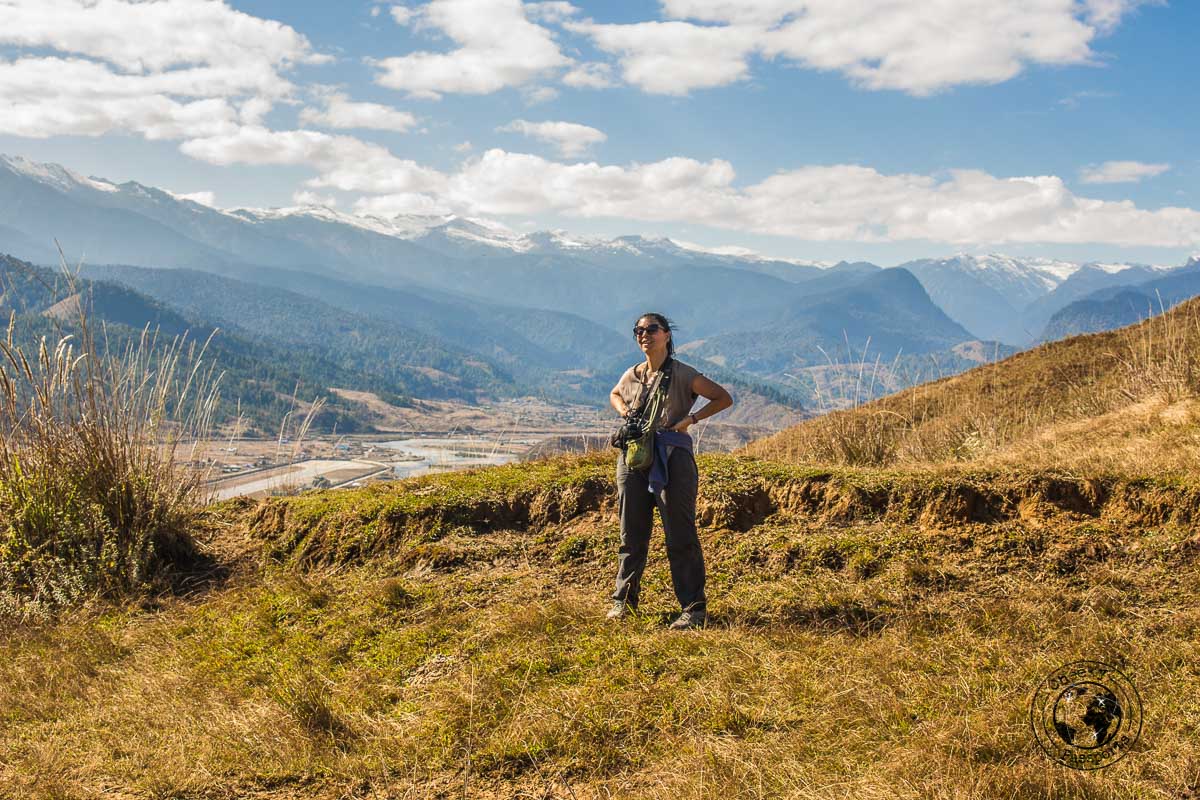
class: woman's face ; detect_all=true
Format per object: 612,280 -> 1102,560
634,316 -> 669,354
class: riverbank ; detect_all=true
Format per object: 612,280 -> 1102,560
195,429 -> 600,499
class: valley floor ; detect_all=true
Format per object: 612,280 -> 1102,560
3,454 -> 1200,799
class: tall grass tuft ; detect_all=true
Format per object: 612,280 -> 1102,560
1110,290 -> 1200,404
0,256 -> 221,618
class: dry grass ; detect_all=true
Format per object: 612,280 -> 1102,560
3,457 -> 1200,798
0,255 -> 221,618
743,296 -> 1200,474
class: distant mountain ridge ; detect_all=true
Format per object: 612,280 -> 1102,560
1021,261 -> 1172,338
678,266 -> 1022,412
1041,256 -> 1200,341
82,262 -> 632,403
4,152 -> 1194,415
0,153 -> 821,276
2,152 -> 1151,312
0,254 -> 456,433
895,253 -> 1172,345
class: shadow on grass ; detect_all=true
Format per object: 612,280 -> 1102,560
140,522 -> 236,609
715,600 -> 899,636
636,600 -> 902,636
160,549 -> 232,602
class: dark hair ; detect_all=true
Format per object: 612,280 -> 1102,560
636,312 -> 676,355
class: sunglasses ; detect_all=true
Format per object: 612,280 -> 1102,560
633,323 -> 665,337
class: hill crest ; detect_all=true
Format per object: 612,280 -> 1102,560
741,294 -> 1200,474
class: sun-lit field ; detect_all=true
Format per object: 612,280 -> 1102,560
4,452 -> 1200,798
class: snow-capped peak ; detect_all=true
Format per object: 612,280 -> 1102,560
1084,261 -> 1165,275
670,237 -> 833,266
418,215 -> 536,252
375,212 -> 457,237
0,153 -> 119,194
524,229 -> 596,249
938,252 -> 1081,289
671,238 -> 761,258
227,205 -> 439,238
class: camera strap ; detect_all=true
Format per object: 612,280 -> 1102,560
632,357 -> 672,419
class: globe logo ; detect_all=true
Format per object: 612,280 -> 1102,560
1030,661 -> 1143,770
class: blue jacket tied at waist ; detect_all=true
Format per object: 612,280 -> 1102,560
648,429 -> 693,493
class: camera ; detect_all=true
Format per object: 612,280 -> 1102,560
609,411 -> 647,449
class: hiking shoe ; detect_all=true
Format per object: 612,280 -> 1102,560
606,601 -> 637,620
668,610 -> 706,630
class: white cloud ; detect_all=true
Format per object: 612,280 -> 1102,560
453,140 -> 474,152
444,150 -> 737,219
0,0 -> 328,76
1083,0 -> 1153,30
299,92 -> 419,132
372,0 -> 571,98
0,57 -> 243,139
293,190 -> 338,207
0,54 -> 286,108
354,192 -> 454,216
1080,160 -> 1171,184
525,1 -> 580,23
562,61 -> 616,89
570,0 -> 1151,96
361,150 -> 1200,248
497,119 -> 606,157
0,1 -> 327,141
389,4 -> 414,24
238,96 -> 274,125
568,19 -> 757,94
179,126 -> 447,195
521,86 -> 559,105
1057,89 -> 1115,109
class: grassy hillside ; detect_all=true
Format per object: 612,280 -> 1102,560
4,455 -> 1200,797
743,295 -> 1200,473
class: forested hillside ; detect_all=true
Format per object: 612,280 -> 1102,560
0,255 -> 516,433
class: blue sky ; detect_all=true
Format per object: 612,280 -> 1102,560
1,0 -> 1197,265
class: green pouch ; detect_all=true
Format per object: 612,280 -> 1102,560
625,434 -> 654,471
624,363 -> 671,471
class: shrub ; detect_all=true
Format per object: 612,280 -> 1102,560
0,259 -> 221,617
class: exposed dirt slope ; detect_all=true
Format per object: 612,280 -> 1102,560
240,454 -> 1200,570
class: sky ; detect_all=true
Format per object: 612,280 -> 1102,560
1,0 -> 1198,266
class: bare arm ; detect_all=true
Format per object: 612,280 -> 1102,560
670,374 -> 733,432
610,384 -> 629,417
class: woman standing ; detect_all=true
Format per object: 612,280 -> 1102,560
608,313 -> 733,629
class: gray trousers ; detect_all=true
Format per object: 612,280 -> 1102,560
612,448 -> 707,613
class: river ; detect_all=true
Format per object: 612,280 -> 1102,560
376,435 -> 540,478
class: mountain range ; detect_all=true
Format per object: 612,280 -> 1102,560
1041,256 -> 1200,341
3,152 -> 1198,424
0,254 -> 422,434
